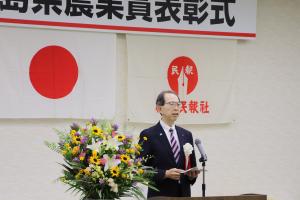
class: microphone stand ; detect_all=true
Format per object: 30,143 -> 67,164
199,157 -> 206,197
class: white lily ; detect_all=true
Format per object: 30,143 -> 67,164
104,136 -> 122,151
103,154 -> 121,171
87,139 -> 102,152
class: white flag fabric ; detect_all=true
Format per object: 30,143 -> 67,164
127,34 -> 236,124
0,26 -> 116,119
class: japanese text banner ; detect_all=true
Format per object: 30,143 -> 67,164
0,26 -> 116,119
127,34 -> 236,124
0,0 -> 256,39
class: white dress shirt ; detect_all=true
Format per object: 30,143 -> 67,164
160,120 -> 181,152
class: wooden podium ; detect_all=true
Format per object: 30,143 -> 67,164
149,194 -> 267,200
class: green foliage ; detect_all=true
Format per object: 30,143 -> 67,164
46,120 -> 157,199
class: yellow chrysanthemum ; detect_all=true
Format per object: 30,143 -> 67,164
120,154 -> 130,164
92,126 -> 103,137
110,166 -> 120,177
130,148 -> 136,154
75,169 -> 84,179
121,173 -> 129,179
64,143 -> 71,150
136,161 -> 142,166
116,134 -> 126,142
126,148 -> 135,154
61,150 -> 67,155
72,146 -> 80,155
83,168 -> 91,176
137,168 -> 144,175
135,144 -> 142,151
79,154 -> 85,161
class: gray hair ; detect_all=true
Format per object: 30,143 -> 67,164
156,90 -> 180,106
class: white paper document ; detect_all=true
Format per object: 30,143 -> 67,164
180,167 -> 206,174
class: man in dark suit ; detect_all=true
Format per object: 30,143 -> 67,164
139,90 -> 200,198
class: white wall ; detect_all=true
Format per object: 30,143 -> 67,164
1,0 -> 300,200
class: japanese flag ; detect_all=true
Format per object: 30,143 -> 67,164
127,34 -> 236,124
0,26 -> 116,119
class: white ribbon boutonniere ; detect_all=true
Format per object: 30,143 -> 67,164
183,143 -> 193,169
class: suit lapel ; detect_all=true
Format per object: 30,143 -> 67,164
154,122 -> 177,165
176,126 -> 185,148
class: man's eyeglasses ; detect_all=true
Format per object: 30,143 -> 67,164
165,101 -> 181,107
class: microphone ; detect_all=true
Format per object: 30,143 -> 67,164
195,139 -> 207,162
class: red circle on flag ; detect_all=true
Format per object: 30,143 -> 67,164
29,45 -> 78,99
167,56 -> 198,95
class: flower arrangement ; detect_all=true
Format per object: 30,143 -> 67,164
46,119 -> 156,200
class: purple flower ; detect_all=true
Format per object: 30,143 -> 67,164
70,123 -> 80,131
90,118 -> 98,126
112,123 -> 119,131
73,157 -> 80,162
115,154 -> 121,159
135,157 -> 143,163
81,136 -> 88,144
75,132 -> 80,136
118,149 -> 126,154
125,134 -> 133,139
82,147 -> 88,151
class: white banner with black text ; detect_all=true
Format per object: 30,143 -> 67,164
0,0 -> 256,39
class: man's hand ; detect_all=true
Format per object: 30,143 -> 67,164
186,169 -> 200,180
164,168 -> 182,180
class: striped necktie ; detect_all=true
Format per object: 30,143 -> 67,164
169,128 -> 180,163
